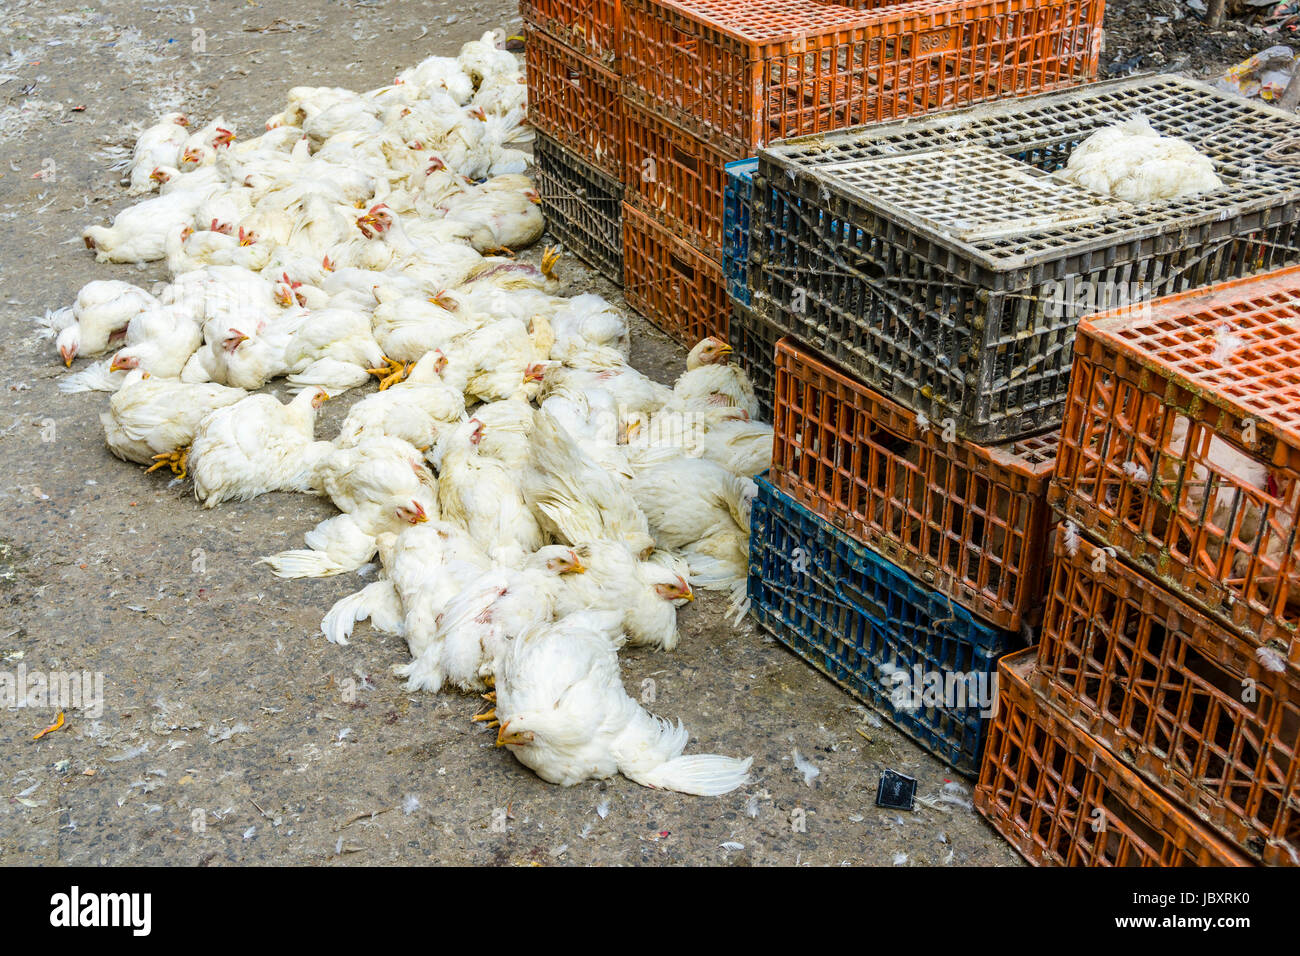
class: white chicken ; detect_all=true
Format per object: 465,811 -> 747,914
100,370 -> 246,477
1058,115 -> 1223,203
127,112 -> 190,195
669,336 -> 760,420
189,387 -> 333,506
495,611 -> 753,794
82,187 -> 210,263
57,280 -> 158,365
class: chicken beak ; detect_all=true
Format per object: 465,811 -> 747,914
527,192 -> 542,206
495,721 -> 532,747
681,588 -> 695,602
567,552 -> 586,575
108,354 -> 129,372
312,391 -> 330,409
59,345 -> 75,367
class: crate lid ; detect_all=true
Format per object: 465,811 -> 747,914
761,75 -> 1300,272
646,0 -> 877,44
1083,264 -> 1300,448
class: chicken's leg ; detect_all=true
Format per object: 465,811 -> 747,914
365,356 -> 411,391
146,446 -> 190,481
482,245 -> 516,259
541,245 -> 562,281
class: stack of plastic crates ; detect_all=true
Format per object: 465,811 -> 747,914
620,0 -> 1103,350
749,74 -> 1300,444
987,265 -> 1300,867
524,1 -> 625,285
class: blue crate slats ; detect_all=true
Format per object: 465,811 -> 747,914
746,474 -> 1017,775
724,158 -> 757,306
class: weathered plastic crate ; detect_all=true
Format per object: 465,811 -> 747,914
724,158 -> 758,305
772,339 -> 1055,632
622,0 -> 1103,156
1052,265 -> 1300,664
748,474 -> 1017,775
751,74 -> 1300,444
535,131 -> 624,286
1035,530 -> 1299,866
622,202 -> 729,346
623,101 -> 741,264
976,648 -> 1253,867
729,301 -> 780,422
525,26 -> 623,179
521,0 -> 621,68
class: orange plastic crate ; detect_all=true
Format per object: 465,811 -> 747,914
1052,266 -> 1300,665
976,649 -> 1253,867
771,339 -> 1056,631
623,100 -> 741,264
1035,530 -> 1299,866
522,0 -> 622,67
622,203 -> 729,346
621,0 -> 1104,154
525,27 -> 624,180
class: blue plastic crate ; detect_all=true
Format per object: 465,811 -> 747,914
746,475 -> 1018,776
723,158 -> 757,306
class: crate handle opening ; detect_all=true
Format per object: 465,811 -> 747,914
834,577 -> 889,630
669,254 -> 695,282
672,145 -> 699,173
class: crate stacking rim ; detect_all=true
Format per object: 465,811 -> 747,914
1036,530 -> 1299,866
621,0 -> 1104,155
534,131 -> 624,286
751,74 -> 1300,444
976,648 -> 1252,867
772,338 -> 1057,632
748,473 -> 1017,775
1052,263 -> 1300,663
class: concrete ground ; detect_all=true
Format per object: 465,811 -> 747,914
0,0 -> 1029,865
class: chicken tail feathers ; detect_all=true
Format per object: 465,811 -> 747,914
260,549 -> 350,579
58,359 -> 125,394
635,754 -> 754,797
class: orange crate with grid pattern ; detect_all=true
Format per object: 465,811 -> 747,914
522,0 -> 622,68
771,339 -> 1055,632
622,203 -> 729,346
623,100 -> 740,264
1036,531 -> 1299,866
621,0 -> 1104,156
1051,266 -> 1300,666
976,649 -> 1252,867
525,26 -> 624,180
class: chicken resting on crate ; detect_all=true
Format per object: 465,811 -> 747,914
1037,530 -> 1299,866
747,474 -> 1018,776
771,339 -> 1056,633
749,75 -> 1300,444
975,649 -> 1252,867
1052,265 -> 1300,665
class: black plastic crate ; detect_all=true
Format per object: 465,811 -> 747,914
729,301 -> 779,423
750,75 -> 1300,444
747,474 -> 1018,776
535,130 -> 623,286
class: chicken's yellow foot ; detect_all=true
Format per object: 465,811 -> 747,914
481,691 -> 496,703
366,357 -> 410,391
541,245 -> 562,280
484,245 -> 516,259
472,708 -> 497,723
146,446 -> 190,480
482,674 -> 495,690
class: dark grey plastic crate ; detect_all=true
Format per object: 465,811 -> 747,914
535,130 -> 624,286
750,74 -> 1300,444
729,301 -> 780,423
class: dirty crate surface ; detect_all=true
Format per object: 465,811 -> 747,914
535,130 -> 624,286
621,0 -> 1103,155
521,0 -> 622,67
525,26 -> 624,179
729,301 -> 781,423
748,474 -> 1017,775
622,202 -> 730,345
772,339 -> 1056,631
975,649 -> 1253,867
1052,265 -> 1300,663
1035,532 -> 1299,866
751,75 -> 1300,444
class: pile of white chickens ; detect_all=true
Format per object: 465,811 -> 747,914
45,33 -> 775,797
